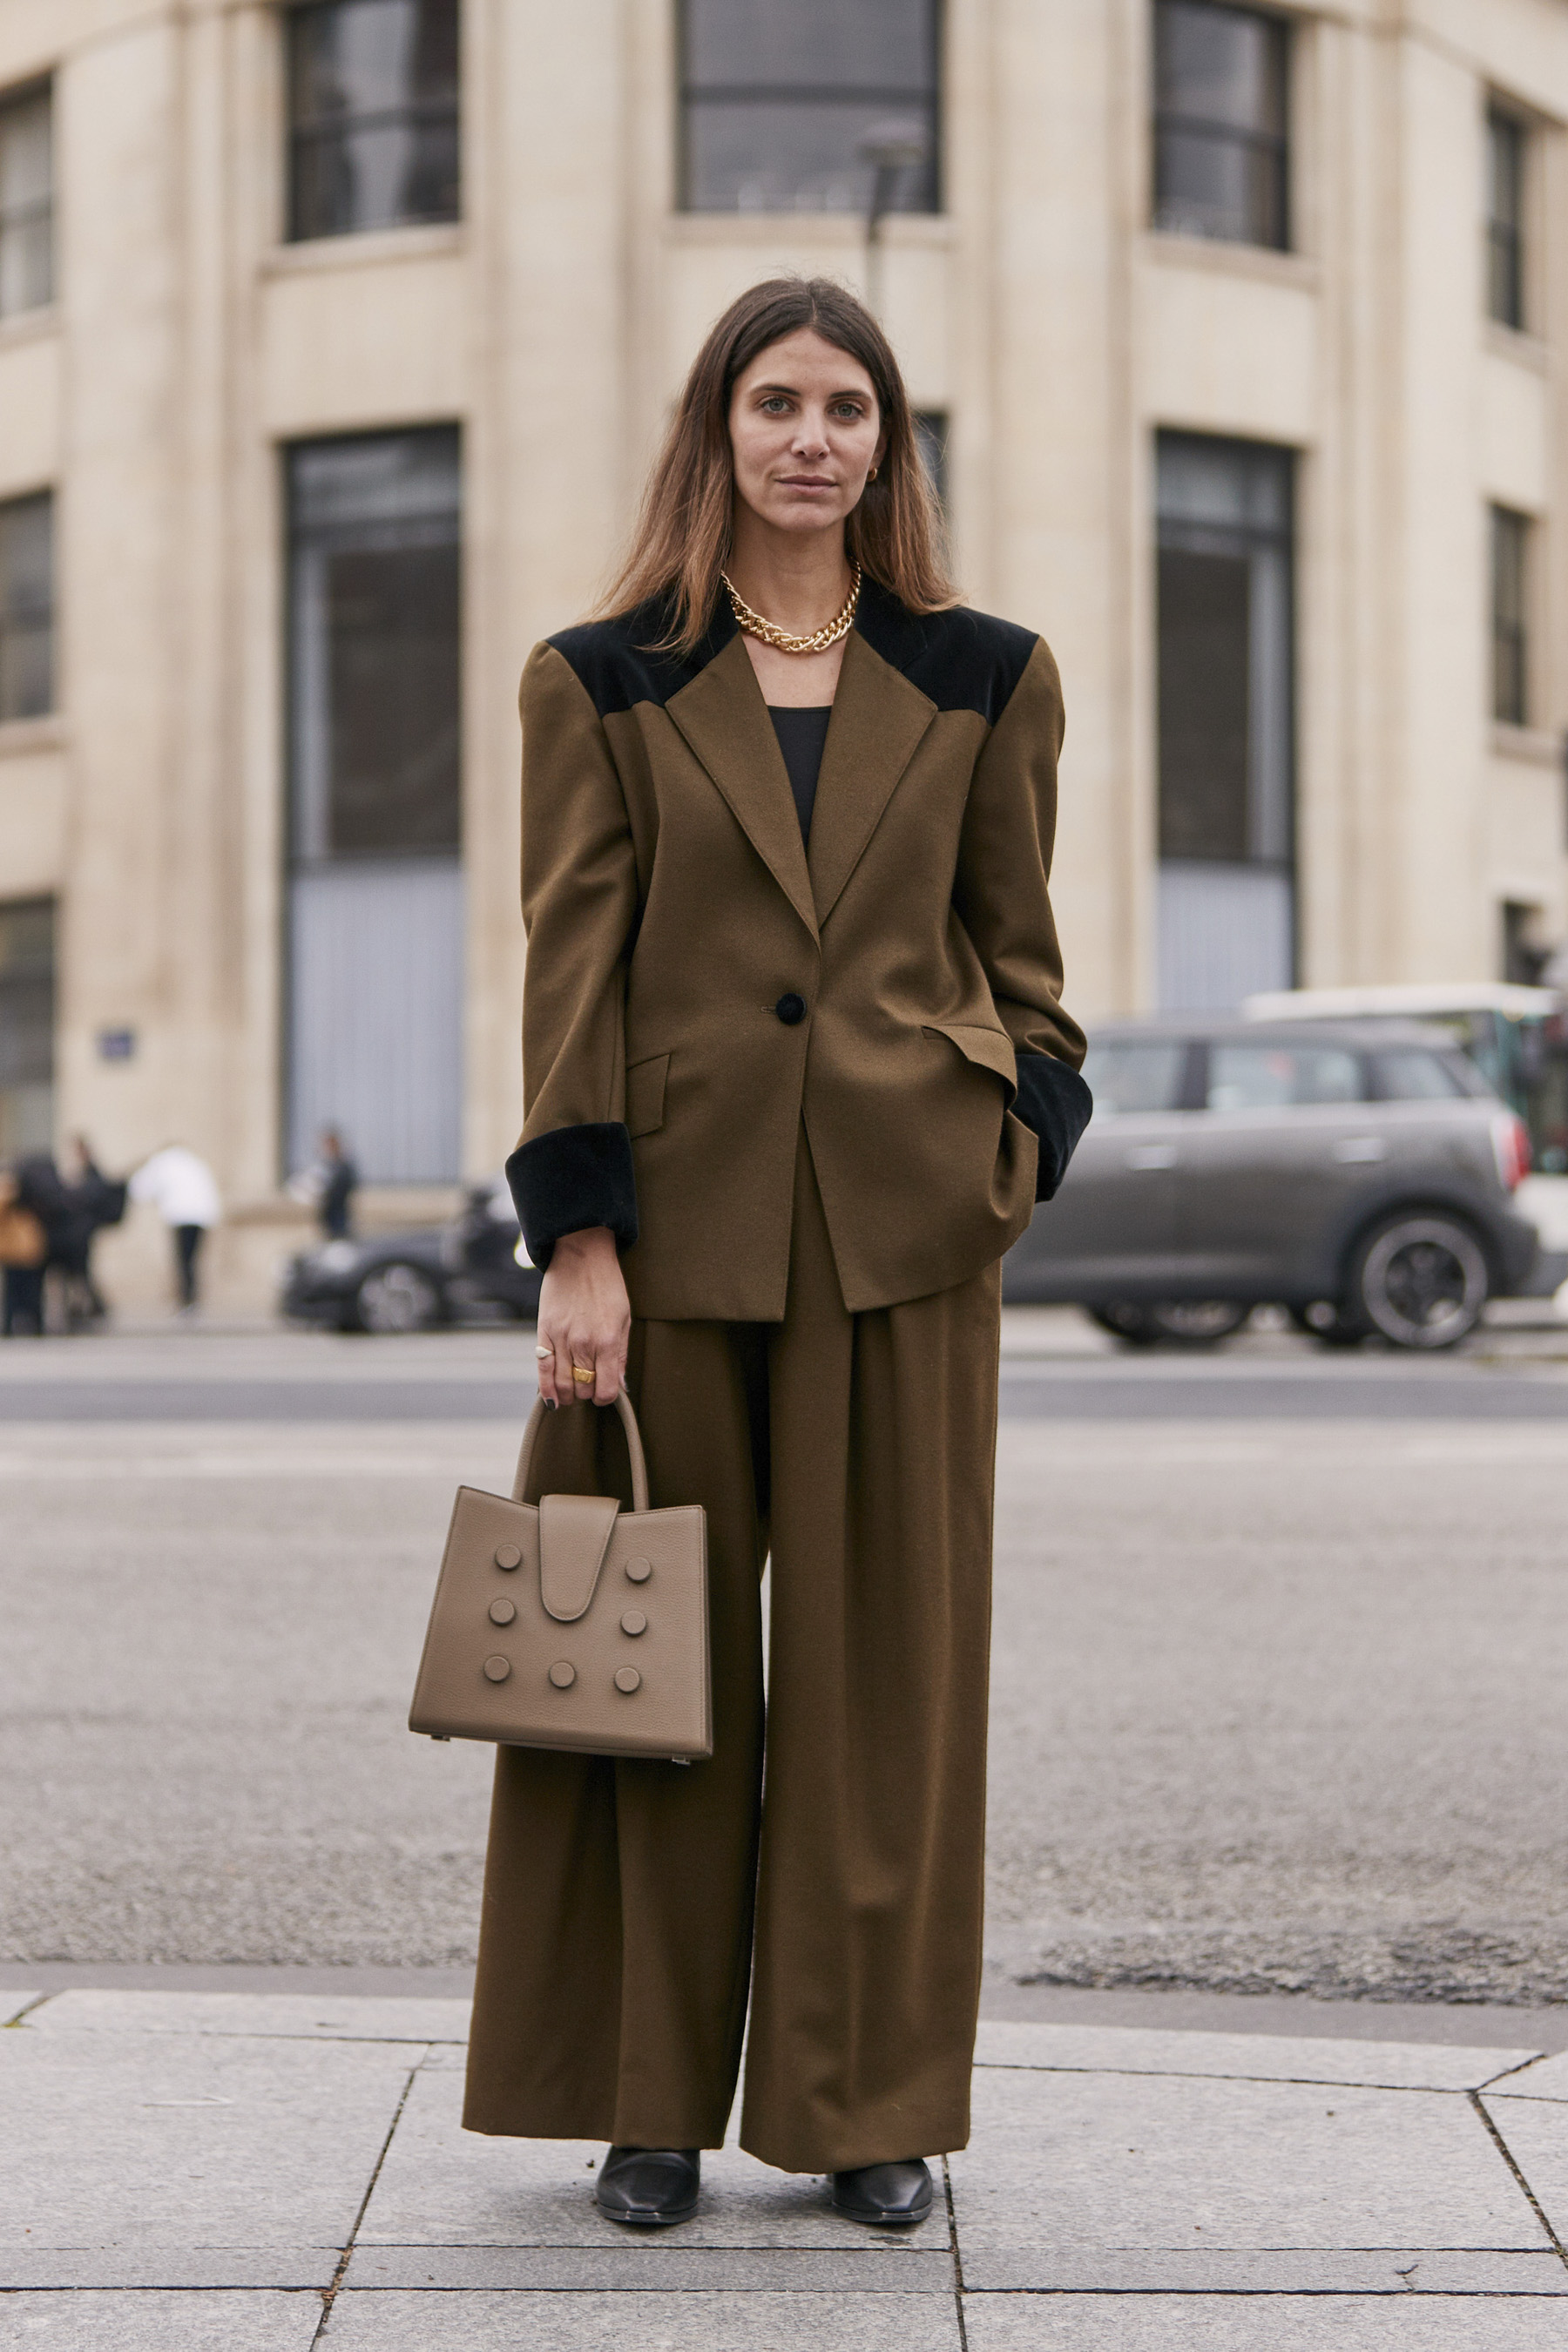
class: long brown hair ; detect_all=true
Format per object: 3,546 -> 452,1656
598,277 -> 958,654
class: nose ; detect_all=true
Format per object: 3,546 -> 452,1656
791,417 -> 829,458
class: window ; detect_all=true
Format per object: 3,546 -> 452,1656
1079,1037 -> 1188,1116
0,492 -> 52,721
1490,505 -> 1531,727
0,897 -> 54,1156
1152,1 -> 1288,250
1486,107 -> 1526,331
1206,1043 -> 1361,1112
1156,432 -> 1294,1008
286,429 -> 463,1181
0,82 -> 52,318
680,0 -> 940,213
287,0 -> 459,241
1372,1049 -> 1468,1103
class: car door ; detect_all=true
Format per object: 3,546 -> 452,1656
1166,1036 -> 1382,1293
1010,1035 -> 1196,1294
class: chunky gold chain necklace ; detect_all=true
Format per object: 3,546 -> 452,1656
720,563 -> 862,655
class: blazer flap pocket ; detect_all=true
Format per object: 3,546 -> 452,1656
925,1022 -> 1018,1101
625,1052 -> 670,1140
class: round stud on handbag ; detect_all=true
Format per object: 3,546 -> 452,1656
494,1544 -> 522,1571
489,1598 -> 517,1625
613,1666 -> 642,1694
625,1557 -> 652,1585
547,1659 -> 577,1689
620,1609 -> 647,1637
483,1655 -> 511,1683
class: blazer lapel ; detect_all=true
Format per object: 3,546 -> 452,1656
808,628 -> 936,924
666,633 -> 818,941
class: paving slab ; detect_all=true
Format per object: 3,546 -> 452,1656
21,1989 -> 470,2044
0,2291 -> 324,2349
972,2018 -> 1540,2092
0,2023 -> 417,2250
3,2251 -> 335,2289
1484,2093 -> 1568,2242
953,2249 -> 1565,2292
961,2295 -> 1568,2349
1490,2050 -> 1568,2101
949,2066 -> 1548,2291
0,1990 -> 39,2027
357,2065 -> 950,2249
321,2288 -> 963,2349
342,2244 -> 955,2289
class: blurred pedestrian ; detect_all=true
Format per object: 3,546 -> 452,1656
289,1127 -> 359,1240
51,1137 -> 127,1328
0,1155 -> 64,1336
130,1143 -> 220,1314
464,280 -> 1091,2232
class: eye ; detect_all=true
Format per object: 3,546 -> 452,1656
759,395 -> 792,414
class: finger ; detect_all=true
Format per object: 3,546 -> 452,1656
535,1325 -> 564,1409
592,1349 -> 621,1406
564,1333 -> 598,1409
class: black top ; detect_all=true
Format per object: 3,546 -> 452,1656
767,706 -> 833,843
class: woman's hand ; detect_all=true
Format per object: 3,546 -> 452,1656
535,1227 -> 631,1408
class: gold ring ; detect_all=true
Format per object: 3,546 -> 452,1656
571,1363 -> 595,1382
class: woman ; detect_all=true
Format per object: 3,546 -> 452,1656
464,278 -> 1090,2228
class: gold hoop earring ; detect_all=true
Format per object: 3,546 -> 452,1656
868,463 -> 879,482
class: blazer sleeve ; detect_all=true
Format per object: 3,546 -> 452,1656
952,636 -> 1092,1201
504,640 -> 642,1268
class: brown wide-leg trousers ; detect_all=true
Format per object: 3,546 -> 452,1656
463,1132 -> 1002,2174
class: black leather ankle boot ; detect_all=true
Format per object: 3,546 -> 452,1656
594,2146 -> 701,2227
831,2158 -> 934,2226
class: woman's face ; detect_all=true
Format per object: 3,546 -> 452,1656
727,328 -> 883,538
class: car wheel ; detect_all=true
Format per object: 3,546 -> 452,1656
1087,1303 -> 1159,1345
1144,1301 -> 1251,1345
354,1261 -> 443,1335
1288,1301 -> 1362,1348
1348,1213 -> 1489,1350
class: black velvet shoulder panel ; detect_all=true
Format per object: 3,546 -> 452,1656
854,575 -> 1040,725
548,599 -> 740,718
546,577 -> 1039,727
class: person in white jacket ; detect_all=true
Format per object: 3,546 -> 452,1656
129,1145 -> 221,1313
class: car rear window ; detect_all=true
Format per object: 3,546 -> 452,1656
1207,1043 -> 1363,1111
1080,1038 -> 1186,1114
1372,1048 -> 1470,1100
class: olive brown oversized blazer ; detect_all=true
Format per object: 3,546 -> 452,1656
506,573 -> 1091,1322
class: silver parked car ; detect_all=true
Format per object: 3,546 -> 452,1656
1004,1018 -> 1538,1348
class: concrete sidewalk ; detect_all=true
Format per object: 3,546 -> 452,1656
4,1991 -> 1568,2347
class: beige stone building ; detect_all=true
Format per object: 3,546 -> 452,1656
2,0 -> 1567,1306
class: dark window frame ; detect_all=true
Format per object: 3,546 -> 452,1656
1152,0 -> 1290,253
676,0 -> 943,215
285,0 -> 460,244
1155,429 -> 1296,875
0,894 -> 56,1159
0,488 -> 54,724
0,78 -> 55,319
1486,104 -> 1527,333
1490,504 -> 1531,728
284,423 -> 463,868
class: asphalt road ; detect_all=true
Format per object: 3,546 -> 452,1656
4,1319 -> 1567,2007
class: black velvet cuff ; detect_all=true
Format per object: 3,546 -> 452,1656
1013,1055 -> 1094,1201
505,1122 -> 639,1270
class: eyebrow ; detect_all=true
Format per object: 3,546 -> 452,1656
750,380 -> 872,401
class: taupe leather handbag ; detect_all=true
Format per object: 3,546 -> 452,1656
409,1390 -> 711,1761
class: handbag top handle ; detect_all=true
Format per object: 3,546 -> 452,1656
510,1389 -> 651,1514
